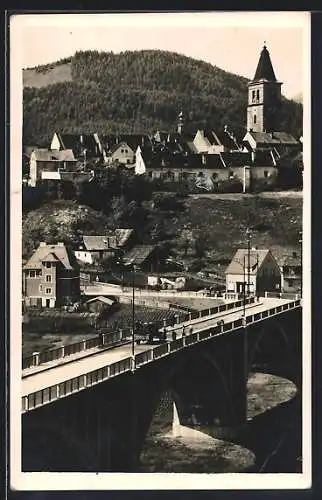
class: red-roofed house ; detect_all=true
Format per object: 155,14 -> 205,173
23,242 -> 80,308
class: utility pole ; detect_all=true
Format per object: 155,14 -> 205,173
131,263 -> 136,364
299,231 -> 303,297
246,228 -> 251,295
243,254 -> 246,317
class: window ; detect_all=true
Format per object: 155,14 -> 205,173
252,90 -> 255,102
29,270 -> 36,278
45,262 -> 51,269
254,115 -> 257,124
46,275 -> 52,283
125,149 -> 128,154
127,159 -> 131,164
264,170 -> 270,178
45,288 -> 52,295
256,90 -> 260,101
39,285 -> 43,292
121,149 -> 124,153
148,171 -> 153,178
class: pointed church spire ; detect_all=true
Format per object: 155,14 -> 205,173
253,44 -> 277,82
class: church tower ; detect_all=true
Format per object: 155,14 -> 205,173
247,44 -> 282,133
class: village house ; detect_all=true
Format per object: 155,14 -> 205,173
28,149 -> 78,187
225,248 -> 282,295
193,128 -> 240,154
74,236 -> 118,265
279,251 -> 302,292
123,245 -> 159,273
23,242 -> 80,308
242,130 -> 301,157
135,144 -> 278,192
100,134 -> 152,165
50,133 -> 102,161
104,141 -> 136,165
74,229 -> 135,265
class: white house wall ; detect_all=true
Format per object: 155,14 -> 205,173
74,250 -> 93,265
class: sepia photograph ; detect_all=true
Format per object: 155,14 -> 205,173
10,11 -> 311,490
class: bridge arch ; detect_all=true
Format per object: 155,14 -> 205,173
247,318 -> 295,379
155,347 -> 235,428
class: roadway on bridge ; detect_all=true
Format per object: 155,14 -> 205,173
22,297 -> 291,397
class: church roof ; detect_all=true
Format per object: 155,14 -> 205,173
253,45 -> 277,82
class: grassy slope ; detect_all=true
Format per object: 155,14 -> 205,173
23,63 -> 72,88
22,194 -> 302,267
163,193 -> 302,267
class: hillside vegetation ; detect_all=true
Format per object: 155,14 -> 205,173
23,50 -> 303,146
22,193 -> 302,270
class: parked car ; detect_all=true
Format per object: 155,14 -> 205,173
134,320 -> 167,345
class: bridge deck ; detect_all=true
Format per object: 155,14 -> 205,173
22,298 -> 292,397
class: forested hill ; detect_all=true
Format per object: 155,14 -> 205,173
23,50 -> 303,146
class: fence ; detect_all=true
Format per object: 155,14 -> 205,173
22,298 -> 301,413
22,297 -> 255,371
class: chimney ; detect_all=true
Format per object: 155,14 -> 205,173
39,242 -> 47,247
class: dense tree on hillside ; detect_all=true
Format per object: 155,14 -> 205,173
23,50 -> 303,145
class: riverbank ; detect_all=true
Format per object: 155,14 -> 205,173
139,372 -> 300,473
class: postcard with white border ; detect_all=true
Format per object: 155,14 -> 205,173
10,10 -> 311,491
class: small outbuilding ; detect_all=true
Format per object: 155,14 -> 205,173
85,296 -> 116,314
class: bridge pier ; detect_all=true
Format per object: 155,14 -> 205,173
22,306 -> 302,472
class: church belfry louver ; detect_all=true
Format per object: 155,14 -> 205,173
247,44 -> 282,133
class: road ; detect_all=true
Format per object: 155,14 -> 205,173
22,297 -> 291,397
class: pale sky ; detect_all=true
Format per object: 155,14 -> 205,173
13,12 -> 309,99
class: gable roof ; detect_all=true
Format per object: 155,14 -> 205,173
252,45 -> 277,82
123,245 -> 156,266
245,131 -> 298,146
108,141 -> 135,155
86,296 -> 115,306
225,249 -> 271,275
82,236 -> 117,251
114,229 -> 134,247
221,152 -> 252,168
24,243 -> 75,270
32,149 -> 76,162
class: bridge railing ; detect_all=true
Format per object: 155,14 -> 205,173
22,297 -> 256,371
22,329 -> 127,371
261,291 -> 301,300
22,298 -> 302,413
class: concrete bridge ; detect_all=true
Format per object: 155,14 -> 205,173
21,297 -> 302,472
